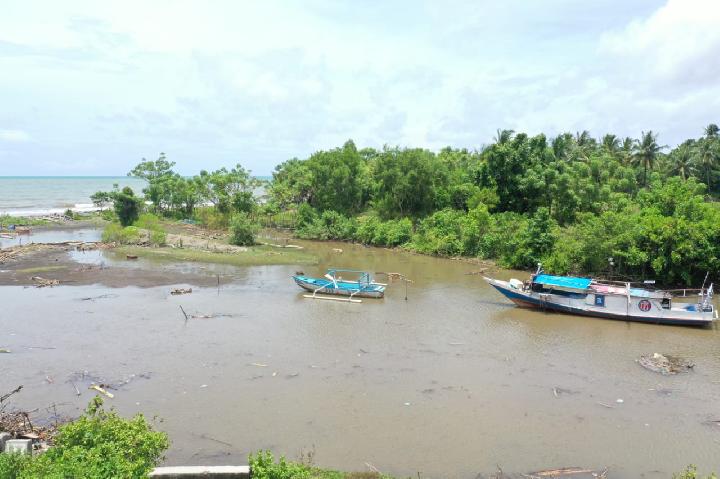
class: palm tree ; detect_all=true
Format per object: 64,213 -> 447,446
551,133 -> 574,161
694,139 -> 718,188
620,137 -> 634,165
704,123 -> 719,138
602,134 -> 621,157
494,129 -> 515,145
668,143 -> 694,180
632,131 -> 665,187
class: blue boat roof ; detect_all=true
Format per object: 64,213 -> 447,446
534,274 -> 591,290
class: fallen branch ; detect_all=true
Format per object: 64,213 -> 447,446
1,385 -> 23,404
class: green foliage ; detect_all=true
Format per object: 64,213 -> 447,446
229,212 -> 259,246
248,451 -> 396,479
0,452 -> 33,479
306,140 -> 368,214
149,229 -> 167,247
100,209 -> 116,222
0,397 -> 168,479
114,186 -> 142,227
194,207 -> 231,230
673,465 -> 717,479
372,147 -> 449,218
90,190 -> 114,209
249,451 -> 311,479
0,215 -> 52,227
101,224 -> 142,244
134,213 -> 162,231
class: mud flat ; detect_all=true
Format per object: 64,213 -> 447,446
1,226 -> 719,478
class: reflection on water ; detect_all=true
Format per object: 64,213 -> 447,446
1,238 -> 719,477
0,228 -> 101,248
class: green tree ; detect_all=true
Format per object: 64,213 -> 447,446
196,164 -> 259,214
372,147 -> 447,218
306,140 -> 368,214
667,142 -> 694,180
601,134 -> 621,157
693,138 -> 718,190
114,187 -> 142,226
704,123 -> 719,138
633,131 -> 665,187
128,153 -> 176,212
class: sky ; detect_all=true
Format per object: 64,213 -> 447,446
0,0 -> 719,176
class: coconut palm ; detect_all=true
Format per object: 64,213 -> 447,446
602,134 -> 621,157
704,123 -> 719,138
668,143 -> 694,180
493,129 -> 515,145
551,132 -> 574,161
694,138 -> 718,188
632,131 -> 666,187
620,137 -> 634,165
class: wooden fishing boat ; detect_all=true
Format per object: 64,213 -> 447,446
293,269 -> 386,303
485,266 -> 717,327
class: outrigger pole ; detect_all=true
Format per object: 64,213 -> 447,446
375,272 -> 413,300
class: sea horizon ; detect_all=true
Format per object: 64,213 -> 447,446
0,175 -> 270,217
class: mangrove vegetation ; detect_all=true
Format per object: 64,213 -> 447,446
94,124 -> 720,285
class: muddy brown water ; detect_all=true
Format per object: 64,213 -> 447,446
1,229 -> 719,478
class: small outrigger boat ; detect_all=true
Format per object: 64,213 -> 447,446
485,266 -> 717,327
293,269 -> 386,303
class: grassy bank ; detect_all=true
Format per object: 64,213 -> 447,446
0,214 -> 53,227
114,244 -> 317,266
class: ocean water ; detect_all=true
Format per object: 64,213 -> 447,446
0,176 -> 147,216
0,176 -> 271,217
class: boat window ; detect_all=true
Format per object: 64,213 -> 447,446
594,294 -> 605,307
661,298 -> 670,310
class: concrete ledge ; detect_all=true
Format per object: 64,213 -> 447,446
4,439 -> 33,455
150,465 -> 250,478
0,432 -> 11,452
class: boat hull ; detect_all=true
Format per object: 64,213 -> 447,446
293,276 -> 385,298
485,278 -> 714,327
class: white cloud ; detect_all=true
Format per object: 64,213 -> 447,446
599,0 -> 720,86
0,129 -> 31,142
0,0 -> 716,175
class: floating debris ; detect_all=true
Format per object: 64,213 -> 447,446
78,294 -> 119,302
89,384 -> 114,398
529,466 -> 604,477
638,353 -> 694,375
0,348 -> 10,353
171,288 -> 193,295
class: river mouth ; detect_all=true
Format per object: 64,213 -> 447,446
1,228 -> 719,478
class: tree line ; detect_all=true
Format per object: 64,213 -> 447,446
95,124 -> 720,284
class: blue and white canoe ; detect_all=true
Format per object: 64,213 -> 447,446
293,269 -> 386,303
484,269 -> 717,327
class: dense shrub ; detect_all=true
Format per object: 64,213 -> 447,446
229,212 -> 259,246
194,207 -> 230,229
101,224 -> 142,244
0,397 -> 168,479
113,187 -> 142,227
249,451 -> 311,479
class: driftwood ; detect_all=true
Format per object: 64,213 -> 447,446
89,385 -> 114,399
31,276 -> 60,288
